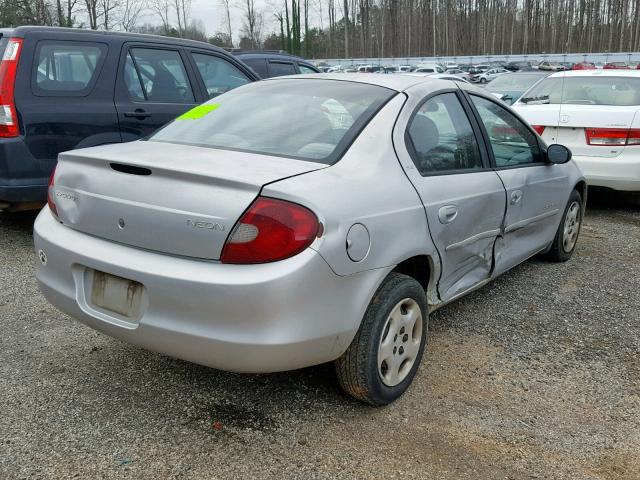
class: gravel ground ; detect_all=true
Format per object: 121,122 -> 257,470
0,192 -> 638,480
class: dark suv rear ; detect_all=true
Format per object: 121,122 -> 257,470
0,26 -> 258,210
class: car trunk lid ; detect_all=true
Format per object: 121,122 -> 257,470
555,105 -> 640,158
52,141 -> 326,260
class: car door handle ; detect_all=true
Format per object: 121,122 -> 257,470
124,109 -> 152,119
438,205 -> 458,224
510,190 -> 523,205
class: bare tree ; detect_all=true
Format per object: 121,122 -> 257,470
241,0 -> 264,48
117,0 -> 145,31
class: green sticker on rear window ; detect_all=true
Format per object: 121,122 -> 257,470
177,104 -> 220,120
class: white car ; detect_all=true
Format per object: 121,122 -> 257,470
471,68 -> 510,84
513,70 -> 640,192
413,63 -> 444,74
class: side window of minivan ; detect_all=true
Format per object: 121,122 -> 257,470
269,61 -> 296,77
191,53 -> 251,99
407,93 -> 484,175
126,48 -> 195,103
34,41 -> 106,95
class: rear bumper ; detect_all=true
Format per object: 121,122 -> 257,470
573,154 -> 640,191
34,209 -> 389,373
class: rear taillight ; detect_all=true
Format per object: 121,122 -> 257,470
532,125 -> 546,135
585,128 -> 640,146
221,197 -> 319,264
0,38 -> 23,138
47,167 -> 58,218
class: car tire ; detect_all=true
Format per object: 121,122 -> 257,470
335,273 -> 428,406
545,189 -> 583,262
480,77 -> 487,84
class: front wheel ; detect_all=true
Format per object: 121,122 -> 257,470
545,189 -> 583,262
335,273 -> 428,406
480,77 -> 488,84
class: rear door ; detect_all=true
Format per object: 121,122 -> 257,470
468,94 -> 568,274
15,33 -> 121,179
114,43 -> 200,141
396,88 -> 506,302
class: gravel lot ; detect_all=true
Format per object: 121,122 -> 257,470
1,191 -> 638,480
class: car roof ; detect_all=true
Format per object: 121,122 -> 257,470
265,73 -> 455,92
8,25 -> 227,51
548,70 -> 640,78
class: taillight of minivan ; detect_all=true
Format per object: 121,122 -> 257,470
0,37 -> 23,137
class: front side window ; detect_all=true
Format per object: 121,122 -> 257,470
35,41 -> 104,94
128,48 -> 194,103
269,61 -> 297,77
192,53 -> 250,99
470,95 -> 542,167
150,79 -> 395,164
407,93 -> 483,174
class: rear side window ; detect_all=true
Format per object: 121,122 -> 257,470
127,48 -> 194,103
192,53 -> 250,99
241,57 -> 268,78
34,41 -> 105,96
407,93 -> 483,174
269,61 -> 296,77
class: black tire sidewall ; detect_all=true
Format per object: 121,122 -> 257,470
551,189 -> 583,261
363,275 -> 428,405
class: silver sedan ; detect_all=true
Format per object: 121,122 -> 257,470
34,74 -> 585,405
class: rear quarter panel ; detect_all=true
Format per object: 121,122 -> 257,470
262,94 -> 438,278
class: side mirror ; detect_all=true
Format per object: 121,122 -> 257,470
546,144 -> 572,164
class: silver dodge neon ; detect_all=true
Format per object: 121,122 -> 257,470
34,74 -> 585,405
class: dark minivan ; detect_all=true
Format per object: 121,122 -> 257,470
0,26 -> 258,210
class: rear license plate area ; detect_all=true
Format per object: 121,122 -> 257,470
90,270 -> 144,319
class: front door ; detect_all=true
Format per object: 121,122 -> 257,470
114,44 -> 200,141
468,94 -> 569,275
397,90 -> 507,301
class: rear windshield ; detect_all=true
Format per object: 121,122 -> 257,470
521,76 -> 640,106
150,79 -> 395,164
487,74 -> 544,91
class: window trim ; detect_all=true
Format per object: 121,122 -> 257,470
31,40 -> 108,98
119,44 -> 197,105
404,88 -> 492,177
463,91 -> 547,170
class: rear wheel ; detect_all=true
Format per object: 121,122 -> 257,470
546,189 -> 583,262
335,273 -> 428,406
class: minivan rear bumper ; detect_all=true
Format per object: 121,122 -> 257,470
573,153 -> 640,191
34,208 -> 388,373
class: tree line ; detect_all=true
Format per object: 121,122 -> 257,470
0,0 -> 638,59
